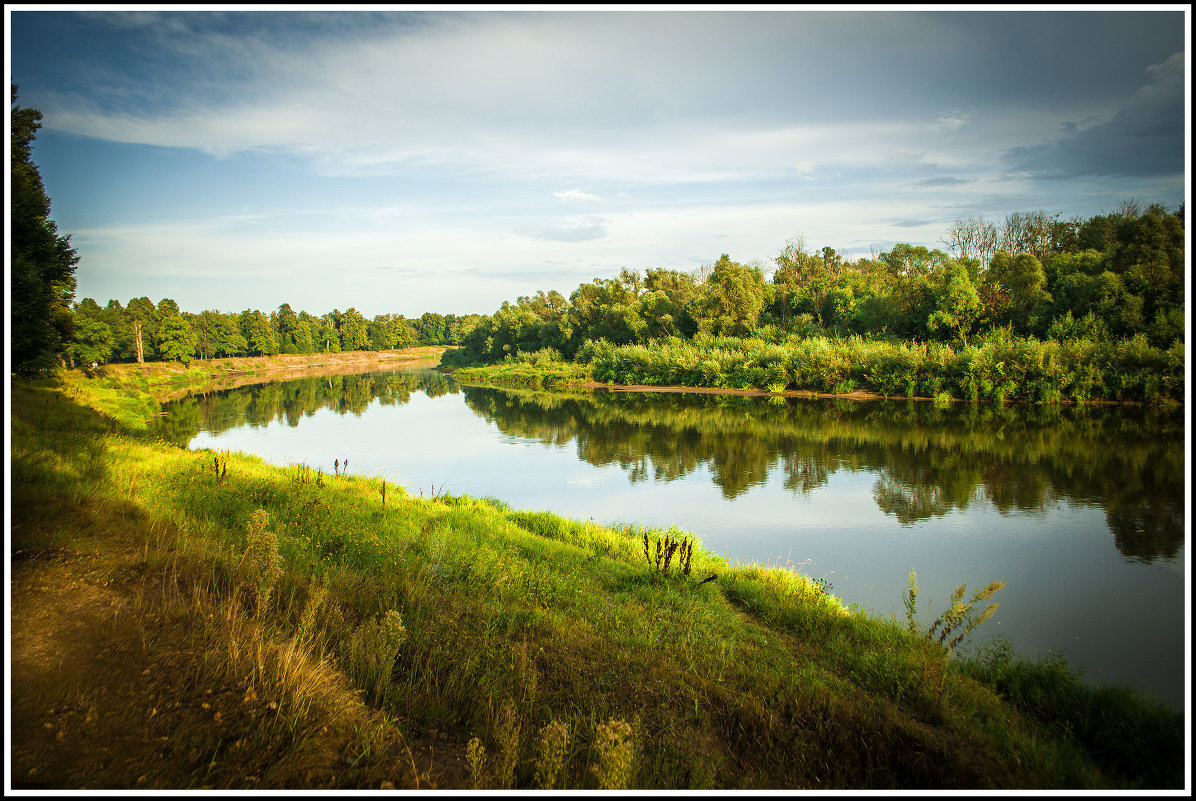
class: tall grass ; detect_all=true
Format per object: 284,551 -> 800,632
519,331 -> 1187,404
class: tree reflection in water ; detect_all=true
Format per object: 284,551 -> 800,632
158,371 -> 1184,564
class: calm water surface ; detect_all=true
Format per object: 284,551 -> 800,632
158,366 -> 1188,708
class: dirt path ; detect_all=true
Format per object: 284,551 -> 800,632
9,548 -> 144,789
9,545 -> 466,790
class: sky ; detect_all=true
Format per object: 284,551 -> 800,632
6,5 -> 1190,319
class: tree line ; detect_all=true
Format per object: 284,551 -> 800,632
11,85 -> 1185,379
449,201 -> 1184,366
65,299 -> 485,368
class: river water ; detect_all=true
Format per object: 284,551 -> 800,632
157,365 -> 1188,709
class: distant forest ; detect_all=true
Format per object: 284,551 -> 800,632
450,202 -> 1184,362
67,202 -> 1184,369
66,300 -> 486,368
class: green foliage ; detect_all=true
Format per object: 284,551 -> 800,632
67,314 -> 115,367
687,254 -> 769,337
927,260 -> 983,344
157,315 -> 199,364
11,85 -> 79,375
338,307 -> 372,351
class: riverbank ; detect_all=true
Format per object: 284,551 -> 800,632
442,331 -> 1185,406
8,365 -> 1186,790
95,347 -> 447,401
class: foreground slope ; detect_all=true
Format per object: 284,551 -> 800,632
8,359 -> 1186,790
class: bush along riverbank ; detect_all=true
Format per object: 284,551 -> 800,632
9,368 -> 1186,790
441,328 -> 1184,405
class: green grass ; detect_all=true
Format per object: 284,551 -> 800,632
8,367 -> 1186,789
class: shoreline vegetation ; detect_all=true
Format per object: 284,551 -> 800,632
9,350 -> 1186,790
440,331 -> 1183,407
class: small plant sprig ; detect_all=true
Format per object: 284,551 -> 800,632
495,701 -> 521,789
642,529 -> 694,577
904,568 -> 1006,652
591,717 -> 635,790
343,609 -> 408,705
213,452 -> 228,483
380,479 -> 387,508
534,720 -> 569,789
465,737 -> 487,789
241,509 -> 282,615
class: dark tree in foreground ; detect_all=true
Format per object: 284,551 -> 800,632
10,85 -> 79,376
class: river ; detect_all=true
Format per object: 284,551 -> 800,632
156,365 -> 1188,709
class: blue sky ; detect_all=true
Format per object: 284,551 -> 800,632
6,6 -> 1189,319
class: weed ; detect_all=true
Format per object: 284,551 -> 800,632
342,610 -> 407,706
534,719 -> 569,789
213,452 -> 228,483
591,717 -> 635,789
241,510 -> 282,616
905,568 -> 1005,652
296,582 -> 328,651
642,528 -> 694,577
465,736 -> 487,789
903,568 -> 920,635
495,700 -> 521,789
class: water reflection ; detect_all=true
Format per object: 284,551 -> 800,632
159,370 -> 1185,565
462,388 -> 1184,564
159,370 -> 458,444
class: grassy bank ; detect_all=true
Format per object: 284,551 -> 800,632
8,366 -> 1186,789
443,330 -> 1185,405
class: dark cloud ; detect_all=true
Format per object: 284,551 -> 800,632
891,218 -> 934,228
1002,52 -> 1185,179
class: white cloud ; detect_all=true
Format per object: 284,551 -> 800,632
554,189 -> 605,205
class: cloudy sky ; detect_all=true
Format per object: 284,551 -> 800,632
6,6 -> 1189,319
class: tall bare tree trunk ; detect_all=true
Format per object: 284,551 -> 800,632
132,320 -> 144,363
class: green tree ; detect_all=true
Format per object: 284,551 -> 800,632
10,85 -> 79,375
983,252 -> 1052,335
688,255 -> 768,337
67,311 -> 114,368
126,297 -> 161,362
338,307 -> 371,351
772,236 -> 827,328
292,319 -> 316,354
416,311 -> 447,345
158,315 -> 198,364
193,310 -> 247,359
368,314 -> 397,350
927,260 -> 983,344
240,309 -> 278,356
317,320 -> 341,353
394,317 -> 419,348
568,271 -> 643,346
275,303 -> 300,354
99,300 -> 133,361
